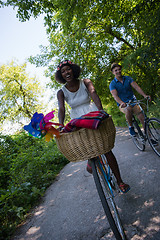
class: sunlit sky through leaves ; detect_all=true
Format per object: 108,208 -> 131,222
0,6 -> 58,133
0,6 -> 49,82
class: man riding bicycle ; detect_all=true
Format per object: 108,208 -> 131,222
109,62 -> 150,137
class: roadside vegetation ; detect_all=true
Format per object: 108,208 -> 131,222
0,132 -> 69,240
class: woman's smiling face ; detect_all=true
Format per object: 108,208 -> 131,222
61,65 -> 74,82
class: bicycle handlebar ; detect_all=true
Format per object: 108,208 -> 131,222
128,96 -> 149,103
126,97 -> 150,113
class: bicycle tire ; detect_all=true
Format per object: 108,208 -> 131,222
146,117 -> 160,157
132,118 -> 146,151
91,157 -> 127,240
96,156 -> 127,239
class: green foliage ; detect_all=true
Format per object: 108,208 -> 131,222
1,1 -> 160,106
106,101 -> 126,127
0,132 -> 69,240
0,61 -> 45,125
149,96 -> 160,119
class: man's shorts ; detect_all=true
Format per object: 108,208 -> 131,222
119,104 -> 143,115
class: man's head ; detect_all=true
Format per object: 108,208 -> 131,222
111,62 -> 122,72
111,62 -> 122,79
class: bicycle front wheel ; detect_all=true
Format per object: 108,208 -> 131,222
91,157 -> 126,240
146,117 -> 160,157
132,120 -> 146,151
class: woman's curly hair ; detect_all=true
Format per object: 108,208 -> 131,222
55,60 -> 81,84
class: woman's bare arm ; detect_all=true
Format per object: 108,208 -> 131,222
57,89 -> 65,125
83,79 -> 103,110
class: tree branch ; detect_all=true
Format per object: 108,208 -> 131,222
105,26 -> 135,50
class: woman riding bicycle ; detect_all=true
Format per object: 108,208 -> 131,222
55,60 -> 130,193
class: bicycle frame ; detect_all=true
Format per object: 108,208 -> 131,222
128,97 -> 150,126
126,98 -> 160,156
97,155 -> 117,197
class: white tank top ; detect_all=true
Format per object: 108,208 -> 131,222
61,80 -> 98,119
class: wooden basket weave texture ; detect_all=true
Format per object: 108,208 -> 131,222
55,116 -> 116,162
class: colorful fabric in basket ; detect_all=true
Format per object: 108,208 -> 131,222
62,110 -> 109,133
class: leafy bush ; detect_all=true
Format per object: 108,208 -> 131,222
0,132 -> 69,240
149,96 -> 160,119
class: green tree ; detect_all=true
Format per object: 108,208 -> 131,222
0,61 -> 44,126
1,0 -> 160,102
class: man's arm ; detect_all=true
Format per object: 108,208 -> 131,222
131,81 -> 150,99
110,89 -> 126,108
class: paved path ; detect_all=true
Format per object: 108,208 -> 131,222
12,128 -> 160,240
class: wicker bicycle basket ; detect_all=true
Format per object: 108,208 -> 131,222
55,116 -> 116,162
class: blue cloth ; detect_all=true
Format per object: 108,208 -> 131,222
109,76 -> 135,106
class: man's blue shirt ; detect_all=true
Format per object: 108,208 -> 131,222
109,76 -> 135,106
